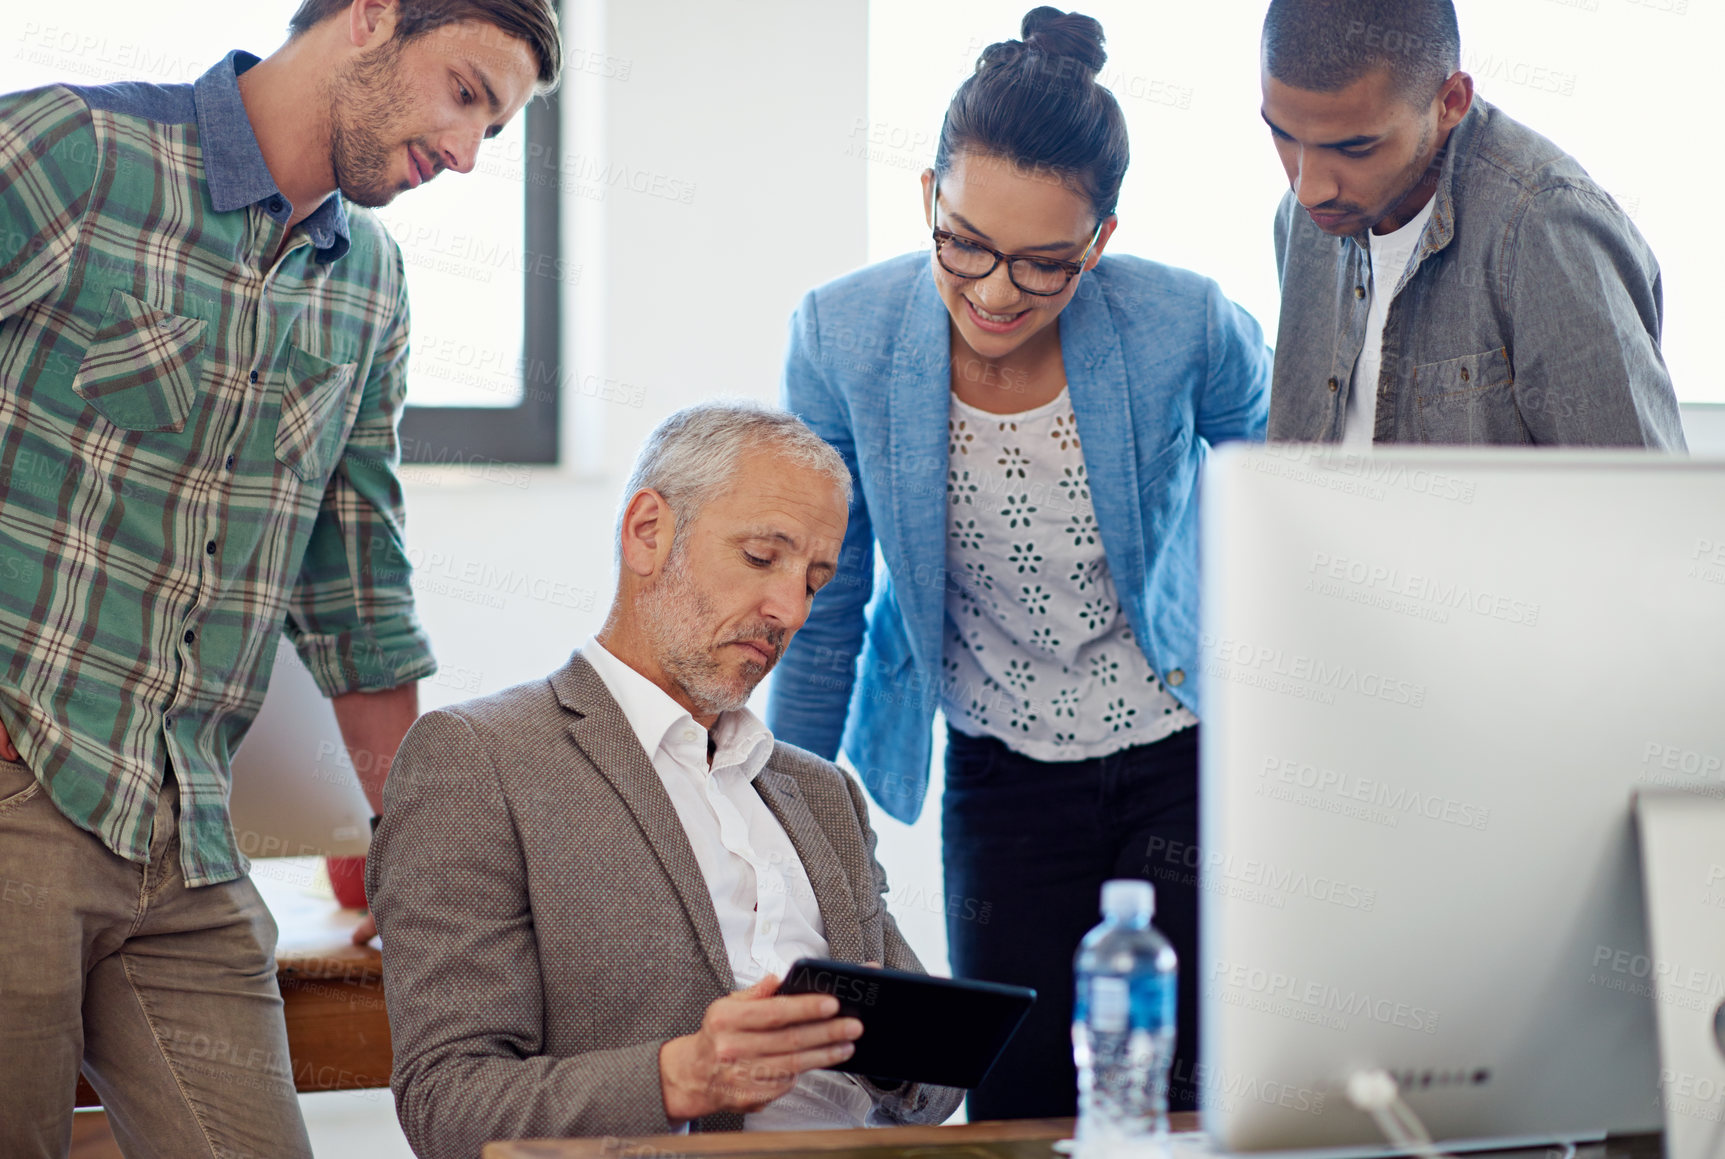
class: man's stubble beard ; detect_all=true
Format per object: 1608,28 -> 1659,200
324,41 -> 420,209
640,545 -> 767,718
1363,118 -> 1439,236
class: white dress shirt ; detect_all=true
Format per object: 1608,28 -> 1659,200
582,637 -> 875,1130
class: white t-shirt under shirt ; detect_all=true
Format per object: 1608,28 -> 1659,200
1341,196 -> 1437,448
942,389 -> 1196,761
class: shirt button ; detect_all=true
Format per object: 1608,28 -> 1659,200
249,370 -> 259,384
1354,285 -> 1366,299
1167,668 -> 1186,687
183,630 -> 195,644
224,454 -> 236,470
205,540 -> 217,555
164,716 -> 174,730
1460,367 -> 1472,382
1327,377 -> 1340,393
268,197 -> 284,213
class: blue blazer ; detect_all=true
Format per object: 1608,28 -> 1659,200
767,252 -> 1272,823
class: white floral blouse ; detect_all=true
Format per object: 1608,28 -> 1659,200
942,388 -> 1197,761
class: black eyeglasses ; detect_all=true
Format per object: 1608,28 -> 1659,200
929,178 -> 1104,297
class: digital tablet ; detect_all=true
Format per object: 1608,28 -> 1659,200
779,958 -> 1035,1089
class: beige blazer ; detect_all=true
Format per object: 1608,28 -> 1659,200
367,653 -> 962,1159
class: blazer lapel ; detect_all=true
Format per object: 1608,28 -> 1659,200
1062,271 -> 1148,606
551,655 -> 736,993
886,270 -> 954,674
754,766 -> 865,963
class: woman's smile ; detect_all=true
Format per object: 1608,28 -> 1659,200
964,296 -> 1034,334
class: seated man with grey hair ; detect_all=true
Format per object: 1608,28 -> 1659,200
367,401 -> 962,1158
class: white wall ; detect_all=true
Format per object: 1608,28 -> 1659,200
1680,404 -> 1725,456
557,0 -> 871,476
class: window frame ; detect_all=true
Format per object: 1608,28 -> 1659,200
399,64 -> 562,467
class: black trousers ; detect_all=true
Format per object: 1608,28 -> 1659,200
940,724 -> 1200,1120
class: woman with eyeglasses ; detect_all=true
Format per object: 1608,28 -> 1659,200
767,7 -> 1271,1118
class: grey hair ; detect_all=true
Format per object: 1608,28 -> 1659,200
614,400 -> 853,565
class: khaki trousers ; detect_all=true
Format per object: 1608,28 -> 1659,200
0,756 -> 313,1158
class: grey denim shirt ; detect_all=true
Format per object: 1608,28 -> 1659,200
1268,97 -> 1686,448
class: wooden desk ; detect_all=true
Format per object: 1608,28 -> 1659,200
73,857 -> 391,1108
483,1117 -> 1089,1159
482,1118 -> 1662,1159
483,1116 -> 1205,1159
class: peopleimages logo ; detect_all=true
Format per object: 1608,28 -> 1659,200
1170,1059 -> 1327,1117
1634,741 -> 1725,801
797,968 -> 881,1008
1307,552 -> 1542,627
1209,960 -> 1441,1035
1201,633 -> 1428,708
1690,538 -> 1725,587
1260,757 -> 1493,832
1661,1069 -> 1725,1125
1252,444 -> 1479,504
1590,945 -> 1725,1002
1145,837 -> 1378,912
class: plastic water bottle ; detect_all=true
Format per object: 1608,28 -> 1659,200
1072,879 -> 1177,1158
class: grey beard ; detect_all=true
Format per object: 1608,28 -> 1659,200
639,553 -> 760,716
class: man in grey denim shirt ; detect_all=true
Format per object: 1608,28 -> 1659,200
1260,0 -> 1685,448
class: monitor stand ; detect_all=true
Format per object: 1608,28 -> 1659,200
1635,791 -> 1725,1159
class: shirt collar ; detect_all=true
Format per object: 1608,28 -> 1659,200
192,50 -> 351,263
582,637 -> 774,780
1421,99 -> 1480,261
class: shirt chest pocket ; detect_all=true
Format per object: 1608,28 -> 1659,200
71,289 -> 208,432
1413,347 -> 1528,445
275,346 -> 360,485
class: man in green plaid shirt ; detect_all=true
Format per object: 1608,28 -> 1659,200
0,2 -> 560,1154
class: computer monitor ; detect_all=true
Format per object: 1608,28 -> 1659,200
1197,446 -> 1725,1152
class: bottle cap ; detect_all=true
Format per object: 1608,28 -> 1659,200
1100,878 -> 1154,919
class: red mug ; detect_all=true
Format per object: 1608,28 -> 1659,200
326,855 -> 368,910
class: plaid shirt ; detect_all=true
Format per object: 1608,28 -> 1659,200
0,53 -> 437,886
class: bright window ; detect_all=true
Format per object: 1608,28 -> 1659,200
867,0 -> 1720,402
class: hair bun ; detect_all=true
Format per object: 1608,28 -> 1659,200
975,38 -> 1027,73
1020,7 -> 1107,77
